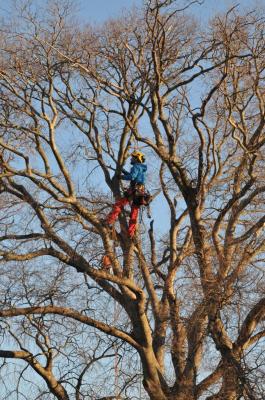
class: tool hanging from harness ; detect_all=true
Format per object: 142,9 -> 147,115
128,183 -> 152,207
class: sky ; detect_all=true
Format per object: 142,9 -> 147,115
0,0 -> 260,26
76,0 -> 260,24
77,0 -> 142,23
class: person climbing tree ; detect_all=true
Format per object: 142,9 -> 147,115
106,150 -> 148,238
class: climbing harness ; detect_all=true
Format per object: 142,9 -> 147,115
132,184 -> 152,206
123,183 -> 152,207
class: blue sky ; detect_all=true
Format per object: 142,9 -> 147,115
0,0 -> 258,29
77,0 -> 258,24
78,0 -> 142,23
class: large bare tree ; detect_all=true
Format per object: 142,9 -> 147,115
0,0 -> 264,399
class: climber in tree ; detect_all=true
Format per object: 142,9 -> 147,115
106,151 -> 148,238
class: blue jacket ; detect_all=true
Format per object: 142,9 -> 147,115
121,163 -> 147,185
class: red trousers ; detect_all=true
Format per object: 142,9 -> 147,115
107,197 -> 139,238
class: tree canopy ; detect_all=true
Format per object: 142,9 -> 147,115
0,0 -> 265,399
